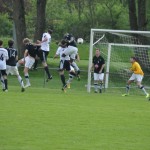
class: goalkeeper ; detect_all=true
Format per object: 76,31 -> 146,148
122,56 -> 149,98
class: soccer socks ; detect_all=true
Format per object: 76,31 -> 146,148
60,75 -> 66,86
0,76 -> 5,90
4,79 -> 8,90
18,75 -> 24,87
44,66 -> 51,78
25,73 -> 30,85
140,85 -> 148,95
34,59 -> 38,69
126,85 -> 130,94
94,83 -> 98,92
67,72 -> 75,84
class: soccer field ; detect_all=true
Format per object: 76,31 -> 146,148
0,86 -> 150,150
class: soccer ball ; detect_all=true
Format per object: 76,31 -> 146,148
77,38 -> 84,44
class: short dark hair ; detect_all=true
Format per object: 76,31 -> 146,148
48,29 -> 53,34
0,40 -> 3,46
8,39 -> 14,47
131,56 -> 137,61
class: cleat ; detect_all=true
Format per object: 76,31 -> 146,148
62,85 -> 67,93
67,83 -> 70,89
21,87 -> 25,92
94,91 -> 98,93
24,83 -> 31,88
46,76 -> 52,82
122,93 -> 129,96
99,89 -> 102,93
146,93 -> 149,98
4,89 -> 8,92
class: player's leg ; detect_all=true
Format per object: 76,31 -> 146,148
1,70 -> 8,92
0,71 -> 5,91
71,61 -> 80,81
94,73 -> 99,93
99,73 -> 104,93
33,56 -> 39,70
59,60 -> 66,87
66,65 -> 76,88
136,75 -> 149,98
16,58 -> 24,67
24,56 -> 34,88
122,73 -> 135,96
13,66 -> 25,92
41,51 -> 52,81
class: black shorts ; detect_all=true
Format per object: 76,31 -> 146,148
0,70 -> 7,76
38,50 -> 49,62
59,60 -> 70,71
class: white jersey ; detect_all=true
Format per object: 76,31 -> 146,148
0,48 -> 8,70
56,46 -> 70,61
41,32 -> 51,52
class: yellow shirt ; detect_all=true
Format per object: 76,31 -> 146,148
130,62 -> 144,75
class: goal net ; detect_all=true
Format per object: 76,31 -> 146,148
87,29 -> 150,93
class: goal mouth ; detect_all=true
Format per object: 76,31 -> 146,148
87,29 -> 150,93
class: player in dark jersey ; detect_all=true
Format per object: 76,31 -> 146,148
63,33 -> 81,80
17,38 -> 36,88
91,48 -> 105,93
6,39 -> 25,92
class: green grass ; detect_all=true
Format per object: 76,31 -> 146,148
0,86 -> 150,150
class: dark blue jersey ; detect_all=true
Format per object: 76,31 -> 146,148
93,55 -> 105,73
6,47 -> 17,66
64,34 -> 77,47
25,43 -> 36,58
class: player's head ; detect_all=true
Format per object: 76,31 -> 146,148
23,38 -> 30,45
8,39 -> 14,47
59,39 -> 67,48
95,48 -> 100,57
130,56 -> 137,63
0,40 -> 3,46
48,29 -> 53,34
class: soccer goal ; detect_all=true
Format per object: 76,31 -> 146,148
87,29 -> 150,93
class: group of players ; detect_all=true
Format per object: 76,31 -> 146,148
0,30 -> 81,92
0,29 -> 149,98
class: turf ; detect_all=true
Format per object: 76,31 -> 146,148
0,86 -> 150,150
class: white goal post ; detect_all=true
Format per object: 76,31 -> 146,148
87,29 -> 150,93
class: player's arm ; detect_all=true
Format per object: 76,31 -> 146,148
53,54 -> 59,59
99,64 -> 105,74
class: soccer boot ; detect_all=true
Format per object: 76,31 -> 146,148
21,87 -> 25,92
67,83 -> 71,89
94,90 -> 98,93
62,85 -> 67,93
146,93 -> 149,98
24,83 -> 31,88
46,75 -> 53,82
122,93 -> 129,96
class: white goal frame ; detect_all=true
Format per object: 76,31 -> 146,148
87,29 -> 150,93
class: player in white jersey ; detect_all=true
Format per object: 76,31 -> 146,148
6,40 -> 25,92
37,29 -> 53,82
0,40 -> 8,91
54,40 -> 76,92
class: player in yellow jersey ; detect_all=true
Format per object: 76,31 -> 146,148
122,57 -> 149,98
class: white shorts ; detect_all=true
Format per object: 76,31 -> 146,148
6,65 -> 19,76
64,46 -> 78,60
94,73 -> 104,81
22,56 -> 35,69
129,73 -> 143,82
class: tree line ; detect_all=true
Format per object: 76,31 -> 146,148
0,0 -> 149,57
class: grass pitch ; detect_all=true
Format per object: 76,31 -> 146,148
0,85 -> 150,150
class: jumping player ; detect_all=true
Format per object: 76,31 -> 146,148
17,38 -> 36,88
37,29 -> 53,81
